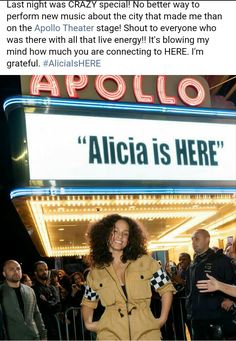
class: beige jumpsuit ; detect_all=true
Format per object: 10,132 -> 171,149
82,254 -> 175,340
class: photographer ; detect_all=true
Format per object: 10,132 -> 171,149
66,272 -> 86,340
167,261 -> 185,289
69,272 -> 85,307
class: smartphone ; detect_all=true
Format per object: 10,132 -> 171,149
227,236 -> 234,245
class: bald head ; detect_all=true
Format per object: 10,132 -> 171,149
192,229 -> 210,255
193,229 -> 210,238
3,260 -> 20,271
3,260 -> 22,287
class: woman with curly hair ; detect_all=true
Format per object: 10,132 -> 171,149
81,214 -> 175,340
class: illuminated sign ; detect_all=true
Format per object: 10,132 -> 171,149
22,75 -> 210,107
25,113 -> 236,181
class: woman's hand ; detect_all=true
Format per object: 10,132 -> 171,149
84,321 -> 99,332
82,305 -> 97,332
196,273 -> 219,292
156,316 -> 166,328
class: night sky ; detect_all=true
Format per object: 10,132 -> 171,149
0,76 -> 41,277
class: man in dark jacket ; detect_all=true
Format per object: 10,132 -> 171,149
33,261 -> 61,340
186,229 -> 236,340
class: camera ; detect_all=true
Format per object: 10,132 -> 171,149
169,262 -> 177,275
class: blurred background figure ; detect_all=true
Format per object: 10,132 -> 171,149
58,269 -> 71,294
162,258 -> 191,341
69,272 -> 85,307
178,253 -> 191,286
66,272 -> 86,340
33,261 -> 61,340
20,273 -> 32,287
50,269 -> 67,303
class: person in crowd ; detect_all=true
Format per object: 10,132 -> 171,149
82,214 -> 175,340
69,272 -> 85,307
49,269 -> 67,303
49,270 -> 60,294
177,252 -> 192,339
21,273 -> 33,287
168,253 -> 192,340
58,269 -> 71,296
178,252 -> 191,283
67,272 -> 86,340
162,258 -> 191,341
0,260 -> 47,340
186,229 -> 236,340
160,261 -> 180,341
33,261 -> 61,340
197,273 -> 236,297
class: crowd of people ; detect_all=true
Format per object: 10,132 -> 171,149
0,214 -> 235,340
0,260 -> 88,340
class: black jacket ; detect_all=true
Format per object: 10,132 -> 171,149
32,281 -> 61,315
186,248 -> 236,320
32,281 -> 62,340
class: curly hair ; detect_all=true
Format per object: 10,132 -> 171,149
87,214 -> 147,267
